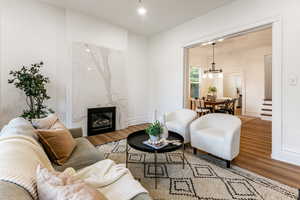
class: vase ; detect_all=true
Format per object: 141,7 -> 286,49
161,126 -> 169,139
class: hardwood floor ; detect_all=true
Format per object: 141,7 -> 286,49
233,118 -> 300,189
87,124 -> 149,146
87,118 -> 300,190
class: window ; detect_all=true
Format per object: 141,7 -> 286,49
190,67 -> 201,98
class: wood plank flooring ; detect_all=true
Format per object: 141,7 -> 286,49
87,124 -> 149,146
87,118 -> 300,189
233,118 -> 300,189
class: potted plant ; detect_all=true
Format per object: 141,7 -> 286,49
8,62 -> 54,121
145,120 -> 163,143
208,86 -> 217,96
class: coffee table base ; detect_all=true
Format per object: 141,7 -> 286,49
125,143 -> 185,189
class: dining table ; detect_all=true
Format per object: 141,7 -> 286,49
204,99 -> 229,113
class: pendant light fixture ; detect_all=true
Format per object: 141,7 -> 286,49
137,0 -> 147,16
203,42 -> 223,79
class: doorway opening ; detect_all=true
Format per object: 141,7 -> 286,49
184,26 -> 272,120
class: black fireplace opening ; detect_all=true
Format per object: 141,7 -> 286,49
87,107 -> 116,136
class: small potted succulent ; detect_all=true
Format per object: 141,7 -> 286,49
145,120 -> 163,143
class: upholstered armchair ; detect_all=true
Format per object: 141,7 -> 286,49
190,113 -> 241,167
164,109 -> 197,143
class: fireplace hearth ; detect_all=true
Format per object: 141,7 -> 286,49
87,107 -> 116,136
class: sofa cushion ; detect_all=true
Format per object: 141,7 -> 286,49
53,138 -> 104,171
37,128 -> 77,165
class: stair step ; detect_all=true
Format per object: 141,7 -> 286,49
261,113 -> 272,117
263,103 -> 272,106
264,99 -> 272,101
262,108 -> 272,111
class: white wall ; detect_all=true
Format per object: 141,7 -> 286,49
149,0 -> 300,165
0,0 -> 150,129
66,10 -> 128,50
127,33 -> 150,124
0,0 -> 67,127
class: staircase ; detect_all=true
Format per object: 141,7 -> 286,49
260,99 -> 272,121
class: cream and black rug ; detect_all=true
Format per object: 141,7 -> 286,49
97,140 -> 298,200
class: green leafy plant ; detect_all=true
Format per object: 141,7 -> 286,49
8,62 -> 54,120
208,86 -> 217,93
145,120 -> 163,137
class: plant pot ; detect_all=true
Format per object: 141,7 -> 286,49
149,135 -> 161,143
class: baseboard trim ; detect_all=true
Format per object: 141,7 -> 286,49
127,115 -> 151,126
271,151 -> 300,167
244,111 -> 260,118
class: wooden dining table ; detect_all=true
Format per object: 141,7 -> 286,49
204,99 -> 228,113
190,98 -> 228,113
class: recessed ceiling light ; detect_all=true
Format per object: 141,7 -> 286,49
137,0 -> 147,16
137,6 -> 147,15
85,48 -> 91,53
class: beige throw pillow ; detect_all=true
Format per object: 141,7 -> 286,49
50,120 -> 67,130
32,114 -> 59,129
37,128 -> 76,165
36,165 -> 107,200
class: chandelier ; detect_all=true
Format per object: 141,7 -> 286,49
203,42 -> 223,78
137,0 -> 147,15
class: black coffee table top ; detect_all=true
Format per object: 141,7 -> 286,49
127,130 -> 184,153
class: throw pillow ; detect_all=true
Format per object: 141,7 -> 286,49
50,120 -> 67,130
37,128 -> 76,165
36,165 -> 107,200
32,114 -> 58,129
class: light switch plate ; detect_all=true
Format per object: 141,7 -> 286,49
288,75 -> 298,86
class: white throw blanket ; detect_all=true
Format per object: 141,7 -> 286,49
0,135 -> 53,200
68,159 -> 148,200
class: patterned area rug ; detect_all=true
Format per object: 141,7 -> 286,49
97,140 -> 298,200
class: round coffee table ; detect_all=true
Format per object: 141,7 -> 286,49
126,130 -> 185,189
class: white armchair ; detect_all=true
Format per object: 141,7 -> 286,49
190,113 -> 241,167
164,109 -> 197,143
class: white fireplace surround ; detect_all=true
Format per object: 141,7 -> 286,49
71,42 -> 129,134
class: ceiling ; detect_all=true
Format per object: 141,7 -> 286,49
39,0 -> 234,36
189,27 -> 272,56
189,27 -> 272,65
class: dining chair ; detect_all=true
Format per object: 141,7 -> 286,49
215,99 -> 236,115
195,99 -> 210,117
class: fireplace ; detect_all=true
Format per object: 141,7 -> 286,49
87,107 -> 116,136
